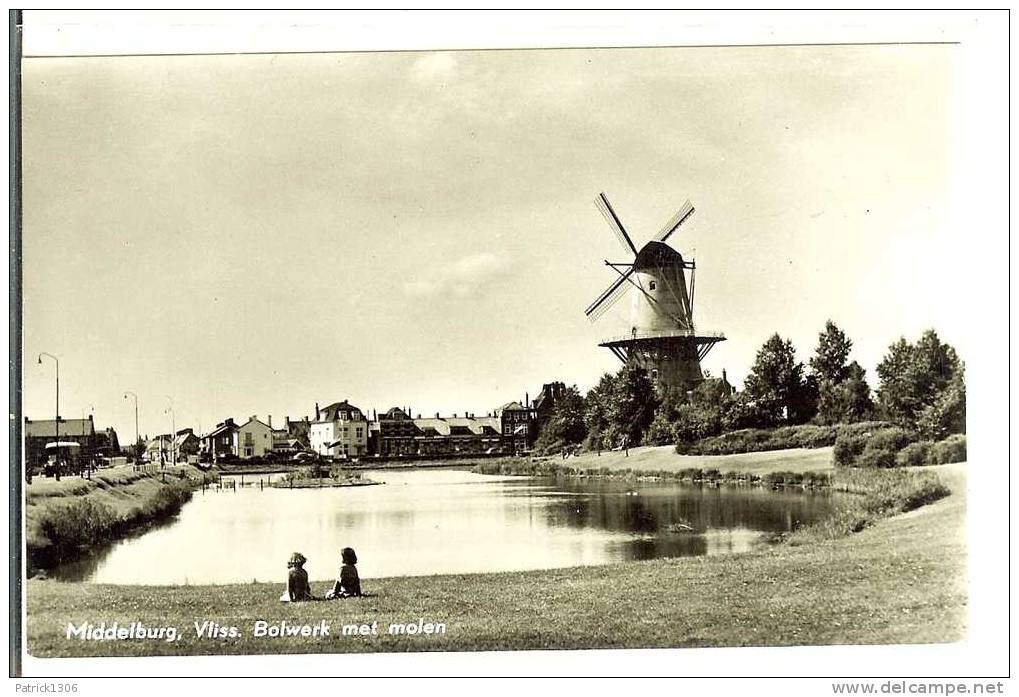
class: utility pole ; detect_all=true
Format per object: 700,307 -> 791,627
37,352 -> 59,481
124,391 -> 139,470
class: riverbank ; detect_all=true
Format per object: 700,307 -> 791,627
25,463 -> 965,656
24,461 -> 966,657
26,467 -> 205,573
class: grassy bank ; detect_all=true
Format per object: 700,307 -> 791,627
25,463 -> 965,656
26,468 -> 202,573
529,445 -> 834,475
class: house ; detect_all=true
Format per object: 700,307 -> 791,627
310,400 -> 368,459
271,415 -> 311,453
145,429 -> 194,464
373,406 -> 418,457
496,400 -> 536,454
199,418 -> 239,462
236,416 -> 273,459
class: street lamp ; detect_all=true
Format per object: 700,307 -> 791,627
37,352 -> 59,481
124,391 -> 139,470
164,396 -> 176,468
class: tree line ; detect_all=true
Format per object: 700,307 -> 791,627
534,322 -> 965,453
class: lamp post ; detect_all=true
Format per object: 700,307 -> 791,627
124,391 -> 139,470
164,397 -> 175,468
37,352 -> 59,481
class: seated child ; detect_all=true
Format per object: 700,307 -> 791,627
280,552 -> 314,602
324,547 -> 362,599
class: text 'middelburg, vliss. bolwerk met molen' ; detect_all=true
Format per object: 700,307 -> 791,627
66,619 -> 447,642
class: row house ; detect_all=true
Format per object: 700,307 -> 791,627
369,398 -> 536,458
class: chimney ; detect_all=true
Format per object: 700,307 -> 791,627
722,369 -> 728,383
315,403 -> 320,420
435,412 -> 439,419
525,392 -> 530,408
285,416 -> 291,429
268,415 -> 272,428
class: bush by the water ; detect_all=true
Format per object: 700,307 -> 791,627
789,468 -> 951,543
38,498 -> 118,554
834,427 -> 966,468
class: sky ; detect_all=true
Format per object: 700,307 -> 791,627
21,42 -> 965,441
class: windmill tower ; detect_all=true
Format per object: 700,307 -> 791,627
584,193 -> 725,393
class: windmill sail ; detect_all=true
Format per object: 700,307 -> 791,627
595,193 -> 638,256
653,200 -> 695,243
585,267 -> 635,322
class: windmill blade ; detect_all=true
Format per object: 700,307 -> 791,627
653,199 -> 695,244
585,267 -> 635,322
595,193 -> 638,256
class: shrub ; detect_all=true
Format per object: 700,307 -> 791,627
833,433 -> 868,467
855,447 -> 897,469
930,434 -> 967,464
895,441 -> 933,468
865,426 -> 917,453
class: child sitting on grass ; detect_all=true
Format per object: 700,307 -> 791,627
280,552 -> 314,602
325,547 -> 362,599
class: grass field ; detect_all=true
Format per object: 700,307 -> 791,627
24,459 -> 966,657
548,444 -> 834,475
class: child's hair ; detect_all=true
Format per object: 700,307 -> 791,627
288,552 -> 307,567
341,547 -> 357,565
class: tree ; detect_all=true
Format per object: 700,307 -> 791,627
816,361 -> 874,425
606,363 -> 658,446
916,368 -> 966,440
810,320 -> 853,384
743,334 -> 808,424
583,373 -> 616,450
534,386 -> 588,452
876,329 -> 964,432
645,387 -> 686,445
809,321 -> 875,425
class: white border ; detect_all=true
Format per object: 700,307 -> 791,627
10,9 -> 1012,683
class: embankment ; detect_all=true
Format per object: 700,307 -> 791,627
26,468 -> 203,574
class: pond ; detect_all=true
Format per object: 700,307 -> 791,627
51,469 -> 834,585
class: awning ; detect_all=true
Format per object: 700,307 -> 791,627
45,441 -> 81,449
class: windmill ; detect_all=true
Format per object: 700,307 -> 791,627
584,192 -> 725,392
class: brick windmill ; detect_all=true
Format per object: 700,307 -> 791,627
584,192 -> 725,392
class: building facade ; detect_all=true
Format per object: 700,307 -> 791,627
310,401 -> 368,459
236,416 -> 273,459
200,419 -> 239,462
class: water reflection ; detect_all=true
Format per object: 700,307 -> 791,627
50,469 -> 832,585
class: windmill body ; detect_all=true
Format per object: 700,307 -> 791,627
585,194 -> 725,393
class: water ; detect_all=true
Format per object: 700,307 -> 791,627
51,469 -> 833,585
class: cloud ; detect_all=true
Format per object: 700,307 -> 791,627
410,52 -> 458,86
402,251 -> 512,298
